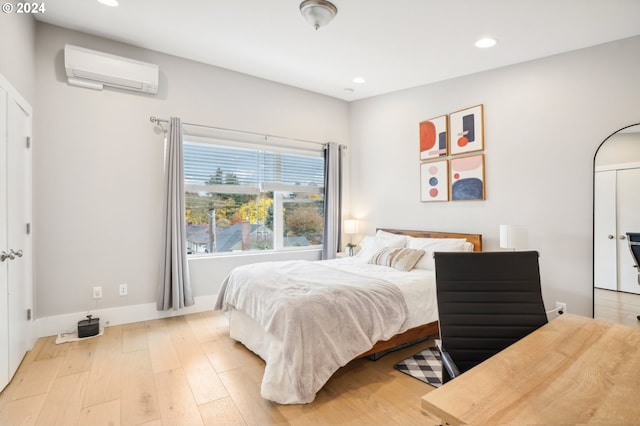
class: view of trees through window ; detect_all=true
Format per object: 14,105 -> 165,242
183,140 -> 325,254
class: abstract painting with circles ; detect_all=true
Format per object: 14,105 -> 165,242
450,154 -> 485,201
420,160 -> 449,202
419,115 -> 448,160
449,105 -> 484,155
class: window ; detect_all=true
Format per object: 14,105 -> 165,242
183,131 -> 325,255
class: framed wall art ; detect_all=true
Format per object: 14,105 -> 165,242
449,105 -> 484,155
420,160 -> 449,202
450,154 -> 485,201
419,115 -> 448,160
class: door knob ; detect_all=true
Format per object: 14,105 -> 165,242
0,251 -> 14,262
10,249 -> 23,258
608,235 -> 615,239
619,235 -> 627,240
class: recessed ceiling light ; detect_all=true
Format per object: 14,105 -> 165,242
352,77 -> 366,84
97,0 -> 119,7
475,37 -> 497,48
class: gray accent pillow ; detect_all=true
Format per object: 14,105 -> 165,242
369,247 -> 426,272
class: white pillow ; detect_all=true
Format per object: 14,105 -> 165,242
406,237 -> 468,250
355,236 -> 382,261
355,233 -> 407,262
375,230 -> 409,248
407,237 -> 474,270
414,249 -> 436,271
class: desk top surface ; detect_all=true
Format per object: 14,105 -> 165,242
421,313 -> 640,425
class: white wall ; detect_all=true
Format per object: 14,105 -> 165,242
33,23 -> 349,323
349,36 -> 640,317
0,7 -> 35,104
595,130 -> 640,167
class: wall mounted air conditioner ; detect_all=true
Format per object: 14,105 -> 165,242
64,44 -> 159,94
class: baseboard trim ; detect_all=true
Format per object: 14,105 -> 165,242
34,294 -> 218,338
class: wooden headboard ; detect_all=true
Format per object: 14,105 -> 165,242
378,228 -> 483,252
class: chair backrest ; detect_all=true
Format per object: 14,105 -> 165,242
626,232 -> 640,270
434,251 -> 548,374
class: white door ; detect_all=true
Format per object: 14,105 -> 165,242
7,94 -> 31,378
0,87 -> 8,391
594,168 -> 640,295
616,168 -> 640,294
594,170 -> 617,290
0,77 -> 32,392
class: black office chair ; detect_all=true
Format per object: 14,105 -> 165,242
625,232 -> 640,321
434,251 -> 548,382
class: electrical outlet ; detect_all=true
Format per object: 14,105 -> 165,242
92,286 -> 102,299
119,283 -> 128,296
556,301 -> 567,316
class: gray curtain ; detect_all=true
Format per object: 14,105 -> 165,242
322,142 -> 343,260
157,117 -> 194,310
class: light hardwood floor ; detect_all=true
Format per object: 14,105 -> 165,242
0,311 -> 440,425
594,288 -> 640,328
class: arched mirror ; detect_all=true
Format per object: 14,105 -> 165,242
593,123 -> 640,326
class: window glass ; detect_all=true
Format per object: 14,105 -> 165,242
183,139 -> 324,255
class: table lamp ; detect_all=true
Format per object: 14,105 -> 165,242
344,219 -> 359,256
499,225 -> 528,250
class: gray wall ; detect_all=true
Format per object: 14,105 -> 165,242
348,36 -> 640,317
0,6 -> 35,104
34,23 -> 349,318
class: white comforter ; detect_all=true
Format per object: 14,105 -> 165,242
214,259 -> 411,404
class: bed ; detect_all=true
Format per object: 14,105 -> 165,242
214,228 -> 482,404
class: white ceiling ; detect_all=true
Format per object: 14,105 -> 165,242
35,0 -> 640,101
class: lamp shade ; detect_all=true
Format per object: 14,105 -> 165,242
344,219 -> 359,235
300,0 -> 338,30
500,225 -> 528,250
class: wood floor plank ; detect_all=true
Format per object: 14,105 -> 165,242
202,336 -> 264,373
121,322 -> 149,354
199,397 -> 247,426
120,350 -> 161,425
33,336 -> 69,361
58,338 -> 97,377
218,367 -> 288,426
186,311 -> 232,344
137,420 -> 162,426
154,368 -> 204,426
10,357 -> 63,401
167,315 -> 229,405
77,399 -> 121,426
0,393 -> 46,426
82,331 -> 122,408
145,319 -> 181,374
595,288 -> 640,327
34,371 -> 88,426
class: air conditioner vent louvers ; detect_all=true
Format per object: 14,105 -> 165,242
71,69 -> 145,90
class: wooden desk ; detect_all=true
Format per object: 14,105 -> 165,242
421,313 -> 640,425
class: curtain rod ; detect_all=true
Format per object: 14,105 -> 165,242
149,116 -> 345,149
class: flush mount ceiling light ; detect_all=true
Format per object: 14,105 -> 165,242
97,0 -> 119,6
300,0 -> 338,30
475,37 -> 497,48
